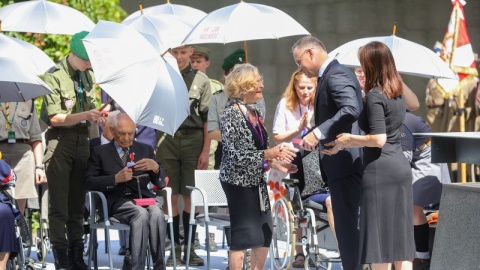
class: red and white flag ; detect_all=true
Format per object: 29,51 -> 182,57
438,0 -> 478,95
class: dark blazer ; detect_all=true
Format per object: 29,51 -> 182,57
313,59 -> 364,181
84,140 -> 165,214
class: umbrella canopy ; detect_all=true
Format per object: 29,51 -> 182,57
0,0 -> 95,35
181,1 -> 310,45
83,20 -> 189,135
328,35 -> 458,80
124,2 -> 206,28
0,33 -> 54,75
0,56 -> 53,102
121,14 -> 192,52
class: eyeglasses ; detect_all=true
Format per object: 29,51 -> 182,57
295,48 -> 314,66
354,69 -> 364,75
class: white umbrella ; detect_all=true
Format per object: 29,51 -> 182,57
0,56 -> 53,102
124,1 -> 206,28
83,20 -> 189,135
0,33 -> 54,75
121,13 -> 192,52
182,1 -> 309,43
328,35 -> 458,80
0,0 -> 95,35
181,1 -> 309,61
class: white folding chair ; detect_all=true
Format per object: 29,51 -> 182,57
185,170 -> 230,270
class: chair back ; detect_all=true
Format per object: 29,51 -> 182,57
192,170 -> 227,207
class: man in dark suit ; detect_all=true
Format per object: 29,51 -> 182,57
85,113 -> 167,270
292,36 -> 364,270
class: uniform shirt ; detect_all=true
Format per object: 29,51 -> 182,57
41,56 -> 96,127
210,79 -> 224,94
0,100 -> 42,141
178,65 -> 212,129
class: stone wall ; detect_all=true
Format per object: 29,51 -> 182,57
121,0 -> 480,136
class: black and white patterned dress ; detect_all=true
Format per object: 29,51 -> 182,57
219,101 -> 272,250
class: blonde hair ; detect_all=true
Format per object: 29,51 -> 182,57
283,71 -> 316,111
224,63 -> 261,99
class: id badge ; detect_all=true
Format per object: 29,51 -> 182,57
8,130 -> 16,143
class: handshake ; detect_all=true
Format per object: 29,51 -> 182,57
267,142 -> 298,174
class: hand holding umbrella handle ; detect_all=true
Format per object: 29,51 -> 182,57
98,98 -> 113,111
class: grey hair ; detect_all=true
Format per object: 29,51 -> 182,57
292,36 -> 327,53
111,112 -> 133,129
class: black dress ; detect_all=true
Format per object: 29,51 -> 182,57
358,88 -> 415,263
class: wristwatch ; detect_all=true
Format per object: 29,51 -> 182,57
35,165 -> 45,170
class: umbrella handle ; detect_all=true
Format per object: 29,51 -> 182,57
98,98 -> 113,111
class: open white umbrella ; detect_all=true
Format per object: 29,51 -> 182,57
0,0 -> 95,35
328,35 -> 458,80
0,33 -> 54,75
181,1 -> 309,61
121,13 -> 192,52
0,56 -> 53,102
83,20 -> 189,135
124,1 -> 206,28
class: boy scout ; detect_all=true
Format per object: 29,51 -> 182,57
41,31 -> 105,270
157,44 -> 212,266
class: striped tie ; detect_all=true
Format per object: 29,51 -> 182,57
121,148 -> 129,166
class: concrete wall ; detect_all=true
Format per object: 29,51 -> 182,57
120,0 -> 480,137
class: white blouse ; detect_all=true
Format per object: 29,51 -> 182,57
272,98 -> 314,139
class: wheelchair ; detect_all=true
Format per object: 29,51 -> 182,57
271,178 -> 341,270
1,184 -> 36,270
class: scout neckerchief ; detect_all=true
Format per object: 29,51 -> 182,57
2,102 -> 18,130
74,71 -> 84,111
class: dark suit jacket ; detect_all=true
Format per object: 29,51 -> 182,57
84,140 -> 165,214
313,59 -> 364,181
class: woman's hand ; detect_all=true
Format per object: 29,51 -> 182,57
322,133 -> 352,156
269,159 -> 298,174
275,142 -> 297,161
297,111 -> 309,132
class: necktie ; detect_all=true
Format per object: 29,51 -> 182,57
121,148 -> 129,166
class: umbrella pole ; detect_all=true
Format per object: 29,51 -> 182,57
243,40 -> 249,63
458,87 -> 467,182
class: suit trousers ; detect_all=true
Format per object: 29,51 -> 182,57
111,198 -> 167,270
328,172 -> 363,270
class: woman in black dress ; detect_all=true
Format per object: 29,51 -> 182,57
324,41 -> 414,270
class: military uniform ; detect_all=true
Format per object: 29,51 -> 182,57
41,56 -> 96,248
207,79 -> 224,169
156,64 -> 211,195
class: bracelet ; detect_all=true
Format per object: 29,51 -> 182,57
35,165 -> 44,170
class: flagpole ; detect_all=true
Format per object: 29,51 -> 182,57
450,1 -> 467,183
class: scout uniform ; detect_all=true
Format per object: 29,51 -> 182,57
0,100 -> 41,201
41,31 -> 94,270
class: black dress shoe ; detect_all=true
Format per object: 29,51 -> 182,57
118,246 -> 127,256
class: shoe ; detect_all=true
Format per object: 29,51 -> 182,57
118,246 -> 127,256
413,258 -> 431,270
68,243 -> 88,270
52,245 -> 69,270
122,249 -> 132,270
207,233 -> 219,252
182,246 -> 204,266
166,245 -> 182,267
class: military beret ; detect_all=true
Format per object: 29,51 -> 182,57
70,31 -> 90,61
193,45 -> 211,58
222,48 -> 245,72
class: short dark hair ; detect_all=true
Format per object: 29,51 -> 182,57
292,36 -> 327,53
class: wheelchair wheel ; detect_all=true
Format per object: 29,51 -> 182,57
271,197 -> 296,269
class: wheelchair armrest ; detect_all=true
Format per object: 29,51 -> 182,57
87,191 -> 111,227
186,185 -> 210,224
281,178 -> 299,185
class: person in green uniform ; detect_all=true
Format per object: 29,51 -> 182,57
41,31 -> 106,270
157,44 -> 212,266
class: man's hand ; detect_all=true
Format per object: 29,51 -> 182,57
115,167 -> 133,184
197,150 -> 209,170
86,109 -> 106,124
35,169 -> 47,185
134,158 -> 160,172
300,132 -> 319,151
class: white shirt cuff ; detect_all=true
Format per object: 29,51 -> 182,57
313,128 -> 325,140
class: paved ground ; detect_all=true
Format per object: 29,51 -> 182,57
27,226 -> 343,270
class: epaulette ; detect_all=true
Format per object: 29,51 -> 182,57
213,89 -> 224,95
47,65 -> 59,74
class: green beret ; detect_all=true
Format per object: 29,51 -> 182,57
222,48 -> 245,71
70,31 -> 90,61
192,45 -> 211,59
